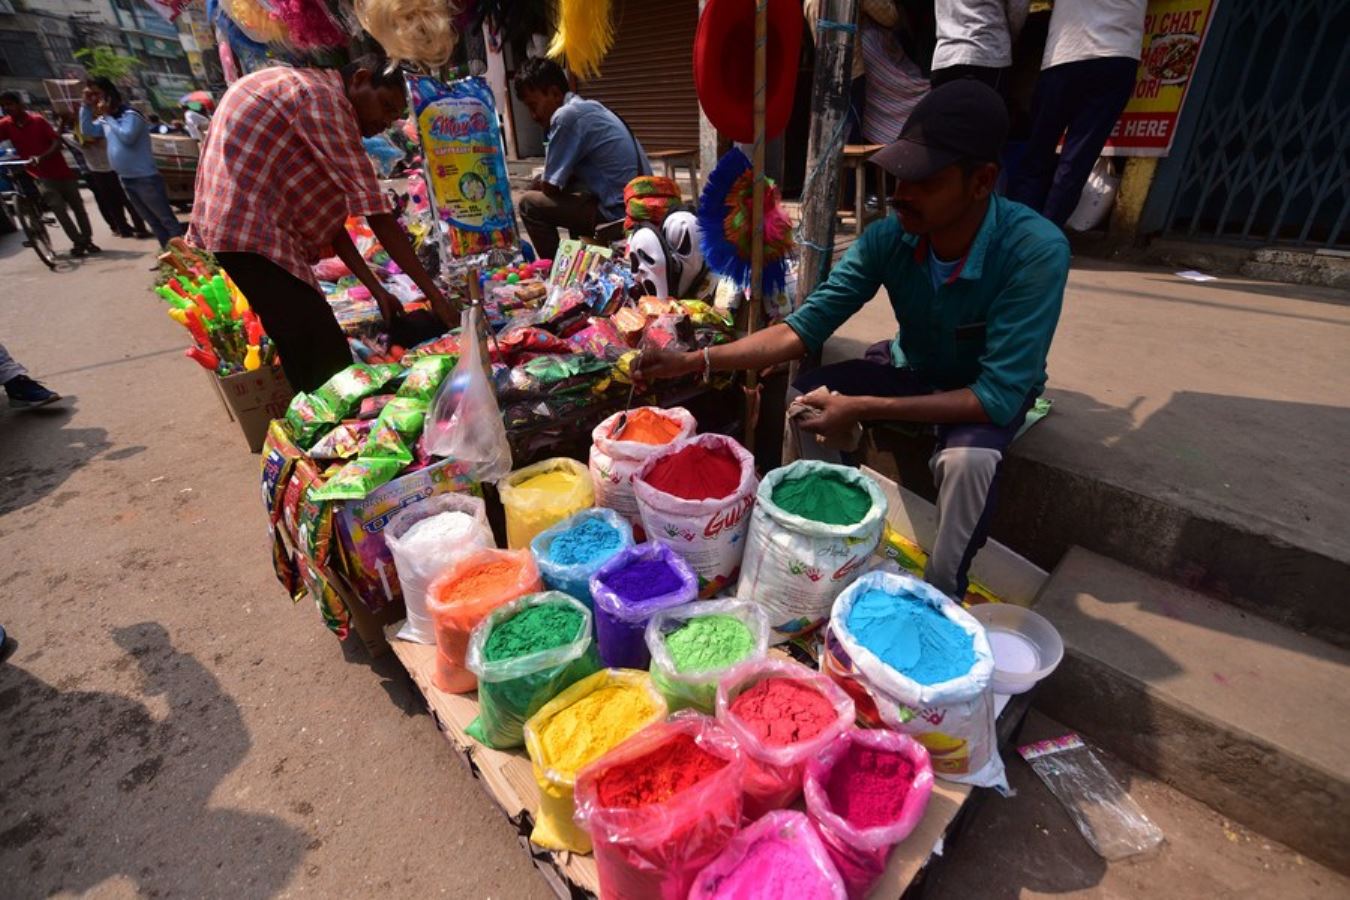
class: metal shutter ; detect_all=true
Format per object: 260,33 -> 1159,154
581,0 -> 700,151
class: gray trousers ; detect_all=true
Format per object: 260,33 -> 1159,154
0,341 -> 26,384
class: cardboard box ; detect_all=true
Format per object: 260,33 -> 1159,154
215,366 -> 294,453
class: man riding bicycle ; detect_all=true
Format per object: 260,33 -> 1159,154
0,91 -> 100,257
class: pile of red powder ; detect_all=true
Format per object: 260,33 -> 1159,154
728,677 -> 838,746
643,442 -> 742,501
595,733 -> 727,808
822,743 -> 915,828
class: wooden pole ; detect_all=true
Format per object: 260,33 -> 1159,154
743,0 -> 768,454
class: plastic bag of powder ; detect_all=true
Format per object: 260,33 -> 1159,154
384,493 -> 493,644
645,599 -> 769,713
498,456 -> 594,549
715,658 -> 856,819
589,541 -> 700,669
589,405 -> 696,533
529,507 -> 634,606
688,810 -> 846,900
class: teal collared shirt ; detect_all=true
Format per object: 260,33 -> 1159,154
784,195 -> 1070,426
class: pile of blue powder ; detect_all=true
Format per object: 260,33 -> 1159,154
546,515 -> 623,567
846,587 -> 974,685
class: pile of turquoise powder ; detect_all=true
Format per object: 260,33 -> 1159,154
546,516 -> 623,567
846,587 -> 974,685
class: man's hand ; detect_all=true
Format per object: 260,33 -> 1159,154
371,286 -> 402,326
633,348 -> 700,383
795,389 -> 862,442
94,99 -> 109,117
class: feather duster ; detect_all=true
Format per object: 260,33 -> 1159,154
696,147 -> 794,296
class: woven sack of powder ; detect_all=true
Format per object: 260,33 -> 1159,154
589,405 -> 696,534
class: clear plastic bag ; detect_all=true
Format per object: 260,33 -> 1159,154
384,493 -> 493,644
423,305 -> 513,481
590,541 -> 700,669
715,658 -> 856,818
688,810 -> 847,900
464,592 -> 600,749
425,548 -> 541,693
803,728 -> 935,899
589,405 -> 697,533
529,507 -> 634,606
646,599 -> 769,713
574,712 -> 745,900
1019,734 -> 1164,860
498,456 -> 594,549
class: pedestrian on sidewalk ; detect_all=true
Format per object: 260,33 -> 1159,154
80,78 -> 185,247
1007,0 -> 1146,226
76,86 -> 152,239
636,81 -> 1069,601
1,341 -> 61,409
188,56 -> 458,393
930,0 -> 1029,97
513,57 -> 651,261
0,91 -> 100,257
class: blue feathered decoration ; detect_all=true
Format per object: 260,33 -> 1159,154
696,147 -> 793,297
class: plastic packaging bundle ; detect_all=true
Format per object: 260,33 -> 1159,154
645,599 -> 769,713
590,542 -> 700,669
736,461 -> 888,642
423,305 -> 512,481
589,406 -> 697,533
574,713 -> 746,900
524,669 -> 668,853
497,457 -> 594,549
715,658 -> 856,818
688,810 -> 847,900
425,548 -> 541,693
464,592 -> 600,749
529,507 -> 634,606
803,729 -> 935,898
632,434 -> 758,597
384,493 -> 493,644
830,571 -> 1005,789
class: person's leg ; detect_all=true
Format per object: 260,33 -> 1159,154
1041,56 -> 1138,225
120,177 -> 163,243
214,252 -> 353,392
1006,63 -> 1078,215
36,178 -> 84,248
57,177 -> 94,245
0,341 -> 25,383
0,341 -> 60,408
121,175 -> 184,246
517,189 -> 598,260
87,171 -> 127,233
107,173 -> 150,234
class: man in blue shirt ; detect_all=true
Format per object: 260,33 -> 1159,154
512,57 -> 650,260
637,81 -> 1069,599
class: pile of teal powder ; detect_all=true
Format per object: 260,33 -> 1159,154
846,587 -> 974,685
546,516 -> 623,567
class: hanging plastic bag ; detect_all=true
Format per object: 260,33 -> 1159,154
803,728 -> 935,899
736,461 -> 887,642
589,406 -> 697,534
498,456 -> 594,549
688,809 -> 847,900
529,507 -> 633,605
715,658 -> 856,818
573,712 -> 745,900
423,305 -> 513,481
590,542 -> 700,669
384,493 -> 494,644
646,599 -> 769,713
464,592 -> 600,749
830,571 -> 1005,790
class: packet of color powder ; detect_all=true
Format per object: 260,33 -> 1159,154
396,354 -> 455,401
307,457 -> 404,502
312,363 -> 402,419
1019,734 -> 1164,860
309,421 -> 373,460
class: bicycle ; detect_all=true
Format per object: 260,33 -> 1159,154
0,160 -> 57,270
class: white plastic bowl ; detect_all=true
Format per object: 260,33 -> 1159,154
969,603 -> 1064,695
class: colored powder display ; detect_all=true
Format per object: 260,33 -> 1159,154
644,442 -> 742,501
770,469 -> 872,526
665,615 -> 755,673
729,677 -> 838,746
547,516 -> 623,567
846,588 -> 975,685
538,684 -> 661,773
448,559 -> 529,600
612,408 -> 683,445
483,602 -> 584,662
598,558 -> 685,603
595,733 -> 727,809
516,468 -> 582,495
696,830 -> 838,900
822,743 -> 915,829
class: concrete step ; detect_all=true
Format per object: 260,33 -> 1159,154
1030,547 -> 1350,874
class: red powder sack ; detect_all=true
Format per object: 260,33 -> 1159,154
643,442 -> 742,501
596,732 -> 727,808
729,677 -> 837,747
823,744 -> 915,829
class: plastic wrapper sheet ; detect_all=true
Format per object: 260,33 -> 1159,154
423,306 -> 512,482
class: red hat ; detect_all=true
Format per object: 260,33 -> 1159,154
694,0 -> 803,144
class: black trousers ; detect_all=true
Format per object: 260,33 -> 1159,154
86,170 -> 145,234
214,252 -> 352,393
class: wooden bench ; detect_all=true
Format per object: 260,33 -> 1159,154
841,143 -> 889,233
647,147 -> 701,200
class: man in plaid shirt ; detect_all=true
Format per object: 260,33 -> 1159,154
189,59 -> 457,391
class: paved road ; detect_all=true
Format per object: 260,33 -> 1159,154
0,200 -> 551,898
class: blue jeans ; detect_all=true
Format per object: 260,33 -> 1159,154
120,174 -> 184,246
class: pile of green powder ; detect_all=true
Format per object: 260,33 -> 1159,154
771,469 -> 872,526
484,602 -> 585,662
665,614 -> 754,673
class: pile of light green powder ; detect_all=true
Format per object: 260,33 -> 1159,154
664,614 -> 755,673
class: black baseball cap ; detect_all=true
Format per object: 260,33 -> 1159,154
870,80 -> 1010,181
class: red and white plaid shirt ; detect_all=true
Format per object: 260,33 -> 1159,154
188,67 -> 388,289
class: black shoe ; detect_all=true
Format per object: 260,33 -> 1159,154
114,228 -> 133,238
5,375 -> 61,408
83,242 -> 102,254
70,244 -> 87,257
132,230 -> 154,239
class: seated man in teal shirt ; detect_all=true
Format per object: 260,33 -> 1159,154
637,81 -> 1069,599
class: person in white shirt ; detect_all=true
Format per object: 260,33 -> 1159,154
182,106 -> 210,142
930,0 -> 1029,96
1007,0 -> 1147,225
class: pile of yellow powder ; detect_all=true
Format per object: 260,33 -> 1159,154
537,683 -> 661,773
